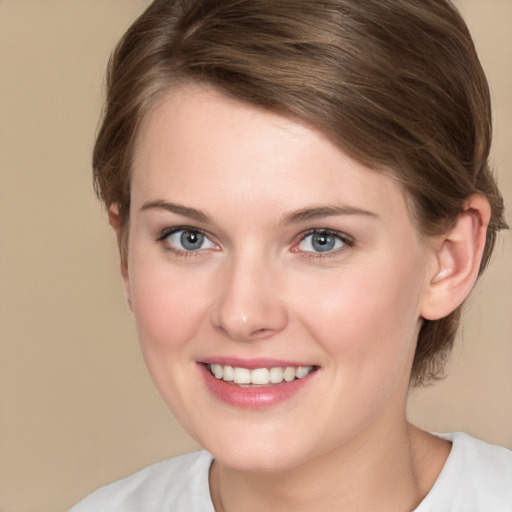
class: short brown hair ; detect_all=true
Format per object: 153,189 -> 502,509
93,0 -> 507,386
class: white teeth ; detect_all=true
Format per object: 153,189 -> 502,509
251,368 -> 270,385
296,366 -> 310,379
208,364 -> 314,385
213,364 -> 223,379
233,367 -> 251,384
269,367 -> 284,383
223,365 -> 234,382
283,366 -> 296,382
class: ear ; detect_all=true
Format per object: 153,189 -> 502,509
108,206 -> 132,311
420,195 -> 491,320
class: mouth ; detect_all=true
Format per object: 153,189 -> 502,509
206,363 -> 317,386
198,359 -> 319,408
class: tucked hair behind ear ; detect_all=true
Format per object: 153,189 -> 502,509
93,0 -> 507,386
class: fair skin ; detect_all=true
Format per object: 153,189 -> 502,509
110,86 -> 490,511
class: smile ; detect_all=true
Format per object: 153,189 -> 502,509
199,361 -> 319,409
208,364 -> 315,385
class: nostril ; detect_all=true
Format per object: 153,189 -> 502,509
210,296 -> 289,342
250,328 -> 273,338
213,321 -> 277,342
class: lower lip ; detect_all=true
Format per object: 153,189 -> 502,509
198,364 -> 316,409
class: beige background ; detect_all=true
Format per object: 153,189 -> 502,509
0,1 -> 510,511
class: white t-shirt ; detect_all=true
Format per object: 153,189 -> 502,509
69,432 -> 512,511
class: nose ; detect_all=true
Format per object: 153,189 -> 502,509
210,255 -> 289,342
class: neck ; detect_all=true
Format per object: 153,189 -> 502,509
210,421 -> 450,512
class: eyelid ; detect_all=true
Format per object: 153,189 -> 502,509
292,228 -> 354,257
156,226 -> 219,254
156,225 -> 205,242
155,226 -> 353,258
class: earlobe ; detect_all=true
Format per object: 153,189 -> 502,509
108,206 -> 132,311
420,195 -> 491,321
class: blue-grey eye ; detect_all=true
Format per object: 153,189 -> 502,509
166,229 -> 212,251
298,231 -> 345,253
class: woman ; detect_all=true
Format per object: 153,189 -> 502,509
71,0 -> 511,510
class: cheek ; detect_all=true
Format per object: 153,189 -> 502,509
126,253 -> 213,423
297,259 -> 424,374
128,255 -> 209,353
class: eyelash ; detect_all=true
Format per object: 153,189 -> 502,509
293,229 -> 354,259
156,227 -> 354,259
156,226 -> 217,258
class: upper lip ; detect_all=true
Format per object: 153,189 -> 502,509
199,357 -> 317,370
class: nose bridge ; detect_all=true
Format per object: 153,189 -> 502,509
211,249 -> 288,341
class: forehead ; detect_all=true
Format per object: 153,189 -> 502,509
131,86 -> 412,227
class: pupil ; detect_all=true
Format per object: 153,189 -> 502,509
312,232 -> 335,252
181,230 -> 204,250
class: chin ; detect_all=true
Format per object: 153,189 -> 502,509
215,447 -> 304,474
199,424 -> 313,473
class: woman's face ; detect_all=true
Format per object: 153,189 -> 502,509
125,86 -> 434,472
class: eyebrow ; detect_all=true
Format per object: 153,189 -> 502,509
140,200 -> 378,226
280,205 -> 378,225
140,200 -> 214,224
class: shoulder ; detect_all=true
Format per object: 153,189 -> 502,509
68,450 -> 214,512
442,432 -> 512,488
417,432 -> 512,511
